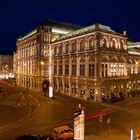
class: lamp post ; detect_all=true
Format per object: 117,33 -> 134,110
48,32 -> 53,98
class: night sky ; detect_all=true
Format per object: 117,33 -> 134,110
0,0 -> 140,54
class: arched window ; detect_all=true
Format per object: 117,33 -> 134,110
72,41 -> 76,53
59,44 -> 62,54
89,56 -> 95,77
65,43 -> 69,53
120,40 -> 126,50
89,38 -> 95,50
101,56 -> 109,77
65,59 -> 69,75
59,60 -> 62,75
54,61 -> 57,74
79,39 -> 85,51
102,38 -> 107,47
80,57 -> 85,76
111,40 -> 116,48
72,58 -> 77,76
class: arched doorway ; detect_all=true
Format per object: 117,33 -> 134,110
42,80 -> 49,96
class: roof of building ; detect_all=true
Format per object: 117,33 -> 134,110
18,29 -> 37,41
127,41 -> 140,46
128,48 -> 140,55
56,23 -> 117,41
18,19 -> 83,41
127,41 -> 140,55
39,19 -> 83,30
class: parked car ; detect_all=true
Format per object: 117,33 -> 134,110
51,125 -> 73,140
136,134 -> 140,140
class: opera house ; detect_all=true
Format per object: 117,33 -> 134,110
13,19 -> 140,101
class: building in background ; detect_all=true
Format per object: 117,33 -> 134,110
14,19 -> 140,101
0,55 -> 13,79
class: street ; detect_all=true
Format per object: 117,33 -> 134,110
0,80 -> 140,140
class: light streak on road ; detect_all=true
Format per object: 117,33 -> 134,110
29,94 -> 40,108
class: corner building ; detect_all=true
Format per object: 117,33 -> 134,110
14,19 -> 140,102
14,19 -> 82,92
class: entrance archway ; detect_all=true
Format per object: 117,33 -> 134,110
42,80 -> 49,96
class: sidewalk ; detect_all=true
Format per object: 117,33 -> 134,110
85,127 -> 130,140
85,133 -> 129,140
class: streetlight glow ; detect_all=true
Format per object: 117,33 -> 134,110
41,61 -> 44,65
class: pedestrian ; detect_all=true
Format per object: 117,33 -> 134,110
107,117 -> 111,125
99,115 -> 103,129
107,116 -> 111,136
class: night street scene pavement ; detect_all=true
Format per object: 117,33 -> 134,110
0,80 -> 140,140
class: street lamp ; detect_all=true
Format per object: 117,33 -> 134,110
48,33 -> 53,98
41,61 -> 44,65
95,91 -> 98,102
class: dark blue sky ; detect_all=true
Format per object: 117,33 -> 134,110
0,0 -> 140,54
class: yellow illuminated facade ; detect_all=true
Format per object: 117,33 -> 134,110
0,55 -> 13,79
14,19 -> 140,101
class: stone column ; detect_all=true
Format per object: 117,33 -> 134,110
116,63 -> 119,76
85,56 -> 88,77
69,79 -> 72,96
108,63 -> 111,77
84,80 -> 88,100
77,57 -> 80,76
94,52 -> 97,79
62,59 -> 65,76
56,77 -> 59,92
76,79 -> 79,97
57,60 -> 59,75
124,64 -> 127,76
62,78 -> 65,94
69,58 -> 72,76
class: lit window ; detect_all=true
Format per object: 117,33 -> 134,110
89,38 -> 95,49
72,65 -> 76,76
80,40 -> 85,51
89,64 -> 95,76
80,64 -> 85,76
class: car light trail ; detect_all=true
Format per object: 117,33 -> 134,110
86,111 -> 107,119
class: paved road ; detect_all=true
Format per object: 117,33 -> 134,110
0,80 -> 140,140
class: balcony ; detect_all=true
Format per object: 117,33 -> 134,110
100,75 -> 130,81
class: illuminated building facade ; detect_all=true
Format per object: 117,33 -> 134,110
0,55 -> 13,79
14,19 -> 140,101
14,19 -> 82,91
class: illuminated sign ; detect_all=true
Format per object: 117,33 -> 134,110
74,106 -> 85,140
